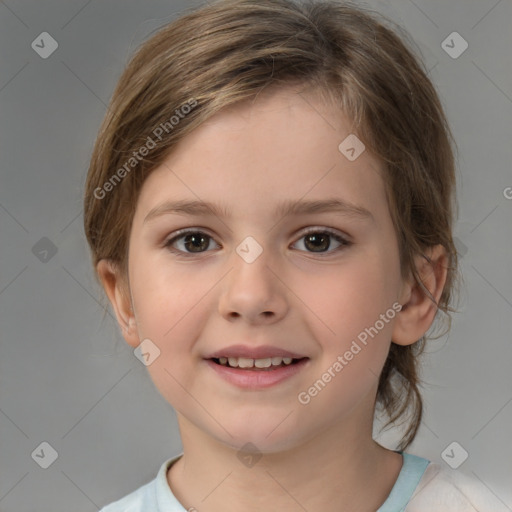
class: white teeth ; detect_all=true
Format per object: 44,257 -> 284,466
217,356 -> 296,368
254,358 -> 272,368
237,357 -> 253,368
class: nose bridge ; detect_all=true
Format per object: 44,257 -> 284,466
218,234 -> 287,322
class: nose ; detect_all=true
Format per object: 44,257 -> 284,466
218,246 -> 289,324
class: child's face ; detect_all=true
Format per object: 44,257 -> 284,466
121,85 -> 411,452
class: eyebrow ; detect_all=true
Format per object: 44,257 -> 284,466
143,197 -> 374,224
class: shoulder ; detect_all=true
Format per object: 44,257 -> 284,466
98,454 -> 183,512
98,479 -> 155,512
406,461 -> 509,512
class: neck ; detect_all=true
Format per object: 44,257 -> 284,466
167,416 -> 402,512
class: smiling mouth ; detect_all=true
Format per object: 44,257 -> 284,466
211,356 -> 308,371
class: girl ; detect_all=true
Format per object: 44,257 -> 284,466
84,0 -> 508,510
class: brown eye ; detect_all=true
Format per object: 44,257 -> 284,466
303,232 -> 330,252
165,230 -> 219,254
292,228 -> 350,255
164,227 -> 350,257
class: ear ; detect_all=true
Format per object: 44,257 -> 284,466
391,244 -> 449,346
96,259 -> 140,348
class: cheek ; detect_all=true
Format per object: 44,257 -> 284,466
133,279 -> 205,357
293,251 -> 399,338
128,259 -> 208,393
130,249 -> 213,336
135,300 -> 212,415
293,251 -> 399,397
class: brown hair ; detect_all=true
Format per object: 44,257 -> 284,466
83,0 -> 459,450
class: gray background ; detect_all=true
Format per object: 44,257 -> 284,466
1,0 -> 511,510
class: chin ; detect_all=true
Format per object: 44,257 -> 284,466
211,415 -> 307,455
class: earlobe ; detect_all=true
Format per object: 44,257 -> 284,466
391,244 -> 449,346
96,259 -> 140,347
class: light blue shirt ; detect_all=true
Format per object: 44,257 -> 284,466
99,451 -> 431,511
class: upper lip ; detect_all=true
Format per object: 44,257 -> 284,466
205,345 -> 308,360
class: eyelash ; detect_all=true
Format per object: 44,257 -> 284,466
163,227 -> 351,257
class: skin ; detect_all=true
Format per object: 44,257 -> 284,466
97,84 -> 448,512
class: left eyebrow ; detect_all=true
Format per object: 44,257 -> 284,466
143,197 -> 374,224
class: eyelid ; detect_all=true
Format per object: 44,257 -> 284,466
164,226 -> 215,242
299,226 -> 350,241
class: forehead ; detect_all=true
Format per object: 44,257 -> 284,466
134,85 -> 388,223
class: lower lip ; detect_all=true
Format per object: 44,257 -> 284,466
205,358 -> 309,389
